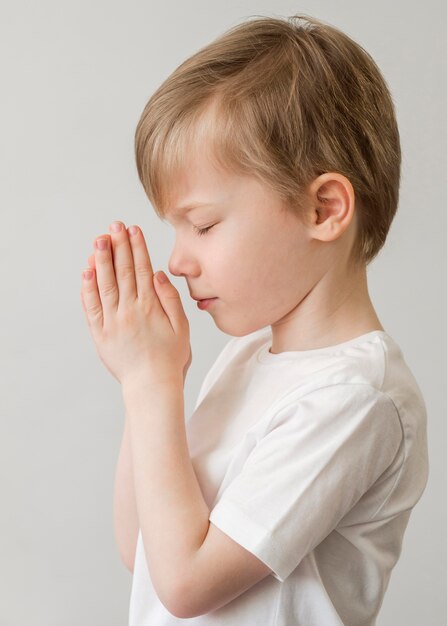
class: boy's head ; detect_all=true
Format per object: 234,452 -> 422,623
134,14 -> 400,337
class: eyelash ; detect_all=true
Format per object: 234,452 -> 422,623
193,224 -> 215,236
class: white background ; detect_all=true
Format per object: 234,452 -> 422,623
0,0 -> 444,624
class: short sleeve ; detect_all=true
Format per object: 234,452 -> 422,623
208,383 -> 403,582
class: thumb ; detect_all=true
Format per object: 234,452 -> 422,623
153,271 -> 187,330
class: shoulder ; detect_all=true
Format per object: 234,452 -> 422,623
273,381 -> 402,432
378,332 -> 427,420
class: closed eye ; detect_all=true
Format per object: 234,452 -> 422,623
193,224 -> 216,236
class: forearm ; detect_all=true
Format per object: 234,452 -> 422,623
113,415 -> 139,571
123,375 -> 210,612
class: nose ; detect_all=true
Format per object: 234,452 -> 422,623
168,237 -> 197,278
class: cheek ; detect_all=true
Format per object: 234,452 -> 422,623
246,231 -> 306,303
215,221 -> 300,295
227,236 -> 282,297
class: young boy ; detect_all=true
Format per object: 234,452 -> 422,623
88,13 -> 429,625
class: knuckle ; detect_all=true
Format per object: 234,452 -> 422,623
120,309 -> 136,326
101,281 -> 117,298
117,306 -> 140,330
166,293 -> 180,302
138,294 -> 158,316
115,263 -> 135,282
86,301 -> 103,321
134,263 -> 153,278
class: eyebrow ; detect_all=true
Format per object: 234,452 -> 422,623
165,202 -> 217,220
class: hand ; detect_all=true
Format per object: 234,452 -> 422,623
80,221 -> 192,387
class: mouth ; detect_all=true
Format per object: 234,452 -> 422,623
191,294 -> 216,301
196,297 -> 218,310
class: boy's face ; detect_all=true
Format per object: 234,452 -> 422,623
164,144 -> 322,337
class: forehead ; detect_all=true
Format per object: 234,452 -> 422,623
163,156 -> 236,220
161,111 -> 287,222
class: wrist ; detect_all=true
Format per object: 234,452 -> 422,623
121,368 -> 183,394
121,371 -> 184,421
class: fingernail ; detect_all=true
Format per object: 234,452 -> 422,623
110,221 -> 123,233
128,225 -> 138,236
96,238 -> 108,250
83,269 -> 93,280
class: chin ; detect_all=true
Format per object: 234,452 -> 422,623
213,317 -> 270,338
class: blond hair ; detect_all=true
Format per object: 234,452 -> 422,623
134,13 -> 401,267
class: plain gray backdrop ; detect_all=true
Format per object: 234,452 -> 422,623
1,0 -> 444,624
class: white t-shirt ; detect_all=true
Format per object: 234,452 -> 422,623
129,327 -> 429,625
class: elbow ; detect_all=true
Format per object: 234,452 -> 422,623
165,578 -> 202,619
166,601 -> 197,620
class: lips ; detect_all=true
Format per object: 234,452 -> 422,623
192,295 -> 215,301
197,297 -> 218,310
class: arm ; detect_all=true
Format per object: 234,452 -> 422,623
113,415 -> 139,573
123,375 -> 211,616
113,368 -> 190,574
123,375 -> 271,619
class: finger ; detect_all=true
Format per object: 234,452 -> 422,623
153,271 -> 189,335
87,253 -> 95,269
126,225 -> 156,301
108,221 -> 137,304
94,234 -> 118,313
81,266 -> 104,331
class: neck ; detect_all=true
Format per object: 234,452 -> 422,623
270,263 -> 384,354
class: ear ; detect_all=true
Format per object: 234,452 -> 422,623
306,173 -> 356,243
